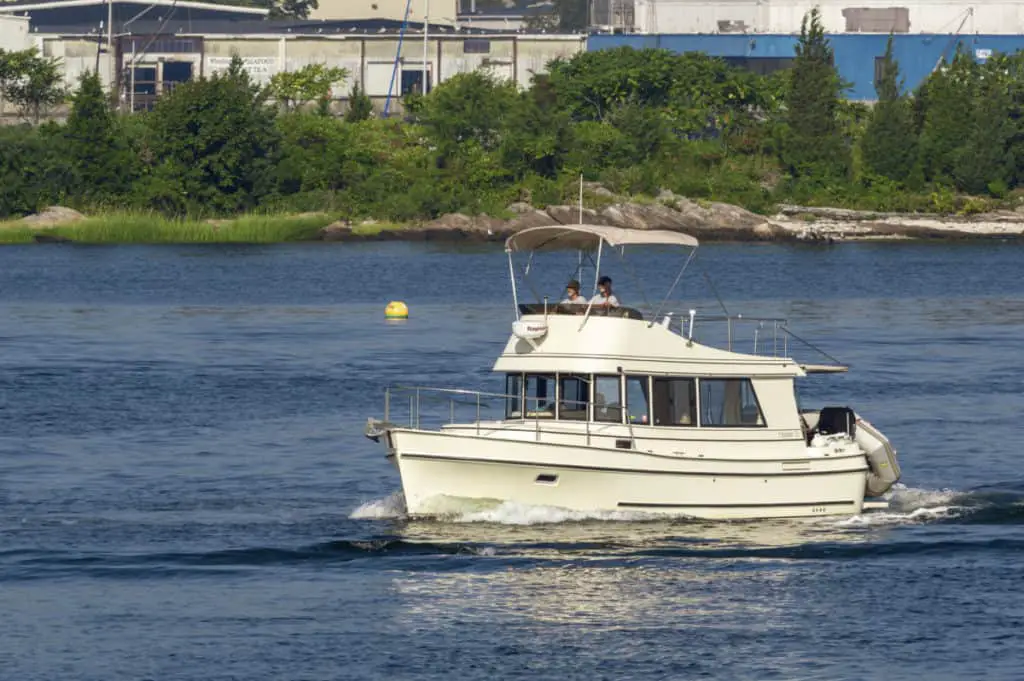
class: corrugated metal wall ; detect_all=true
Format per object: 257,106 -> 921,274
590,33 -> 1024,99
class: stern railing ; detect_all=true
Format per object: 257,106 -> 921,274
379,385 -> 597,443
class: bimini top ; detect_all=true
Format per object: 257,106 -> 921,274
505,224 -> 699,252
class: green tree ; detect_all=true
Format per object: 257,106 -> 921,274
0,125 -> 70,216
345,81 -> 374,123
779,8 -> 849,181
64,71 -> 138,203
141,55 -> 279,214
917,48 -> 977,184
268,63 -> 348,112
407,71 -> 520,156
860,36 -> 918,183
0,48 -> 67,125
953,59 -> 1014,194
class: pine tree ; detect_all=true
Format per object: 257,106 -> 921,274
953,61 -> 1013,194
779,8 -> 849,181
861,36 -> 918,183
917,48 -> 977,184
64,71 -> 136,202
345,82 -> 374,123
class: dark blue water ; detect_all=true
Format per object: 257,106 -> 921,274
2,242 -> 1024,681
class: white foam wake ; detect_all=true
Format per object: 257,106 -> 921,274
452,501 -> 661,525
349,491 -> 407,520
834,483 -> 964,527
349,483 -> 971,527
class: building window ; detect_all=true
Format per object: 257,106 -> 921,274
127,37 -> 200,54
463,39 -> 491,54
652,377 -> 697,426
699,379 -> 765,427
874,56 -> 886,88
721,57 -> 796,76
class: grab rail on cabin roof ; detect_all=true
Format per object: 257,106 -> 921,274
657,312 -> 844,367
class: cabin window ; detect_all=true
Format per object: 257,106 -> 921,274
593,375 -> 622,423
505,373 -> 523,419
558,374 -> 589,421
699,378 -> 766,427
625,376 -> 650,425
524,374 -> 556,418
652,377 -> 697,426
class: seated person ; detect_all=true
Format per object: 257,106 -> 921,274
590,275 -> 620,308
561,279 -> 587,305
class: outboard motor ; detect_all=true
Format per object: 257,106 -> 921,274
816,406 -> 856,438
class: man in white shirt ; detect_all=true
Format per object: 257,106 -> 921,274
590,275 -> 620,308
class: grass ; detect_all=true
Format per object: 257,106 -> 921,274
0,212 -> 340,244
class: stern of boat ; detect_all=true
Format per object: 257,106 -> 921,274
801,406 -> 902,501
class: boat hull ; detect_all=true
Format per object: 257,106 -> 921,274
387,429 -> 869,520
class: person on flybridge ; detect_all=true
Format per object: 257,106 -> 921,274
591,276 -> 620,308
560,280 -> 586,305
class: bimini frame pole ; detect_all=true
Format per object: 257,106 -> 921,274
580,237 -> 604,325
507,248 -> 520,320
649,246 -> 698,326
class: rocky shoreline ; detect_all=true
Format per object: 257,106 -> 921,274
8,196 -> 1024,244
323,192 -> 1024,244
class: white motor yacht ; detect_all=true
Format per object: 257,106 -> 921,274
365,224 -> 901,519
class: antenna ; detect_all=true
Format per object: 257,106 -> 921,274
578,173 -> 584,225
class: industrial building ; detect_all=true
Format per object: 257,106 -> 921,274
589,31 -> 1024,100
614,1 -> 1024,35
0,0 -> 584,117
0,12 -> 30,51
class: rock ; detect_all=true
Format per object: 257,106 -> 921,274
506,202 -> 534,214
506,208 -> 559,231
656,188 -> 681,203
419,213 -> 509,240
318,220 -> 353,241
20,206 -> 86,227
546,205 -> 605,225
582,182 -> 616,198
752,223 -> 776,240
600,202 -> 694,231
33,233 -> 73,244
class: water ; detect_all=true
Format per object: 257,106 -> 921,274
2,241 -> 1023,680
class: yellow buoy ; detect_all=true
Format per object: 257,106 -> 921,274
385,301 -> 409,319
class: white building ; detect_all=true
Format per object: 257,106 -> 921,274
0,12 -> 30,51
634,0 -> 1014,34
312,0 -> 459,24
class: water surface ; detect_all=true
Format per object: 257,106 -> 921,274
2,242 -> 1023,680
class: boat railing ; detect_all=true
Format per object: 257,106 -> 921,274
657,311 -> 844,367
379,385 -> 599,442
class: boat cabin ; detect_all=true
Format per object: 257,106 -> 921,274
504,372 -> 765,428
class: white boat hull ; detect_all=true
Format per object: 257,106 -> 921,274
386,429 -> 869,520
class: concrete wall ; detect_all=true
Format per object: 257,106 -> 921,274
590,32 -> 1024,100
1,15 -> 36,120
0,13 -> 30,51
312,0 -> 459,23
635,0 -> 1024,35
26,32 -> 584,115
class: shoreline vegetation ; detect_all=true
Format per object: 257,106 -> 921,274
6,10 -> 1024,245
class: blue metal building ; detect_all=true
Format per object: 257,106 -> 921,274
589,33 -> 1024,100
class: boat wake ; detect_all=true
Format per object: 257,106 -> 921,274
348,483 -> 1024,528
